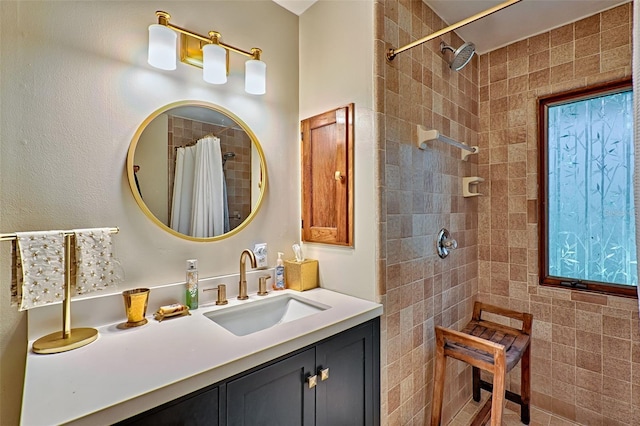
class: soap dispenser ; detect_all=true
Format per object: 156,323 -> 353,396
274,252 -> 285,290
186,259 -> 198,309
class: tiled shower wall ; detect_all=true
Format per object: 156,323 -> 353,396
477,3 -> 640,424
376,1 -> 639,425
375,1 -> 480,423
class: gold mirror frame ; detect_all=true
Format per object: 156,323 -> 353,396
126,100 -> 267,242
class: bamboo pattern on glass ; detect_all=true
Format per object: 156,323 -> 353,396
547,90 -> 637,286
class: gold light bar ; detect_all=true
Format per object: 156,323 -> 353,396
155,11 -> 261,69
387,0 -> 522,61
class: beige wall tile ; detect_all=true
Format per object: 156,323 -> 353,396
550,42 -> 574,67
601,3 -> 630,31
575,33 -> 600,58
475,7 -> 636,424
551,23 -> 574,47
575,14 -> 600,39
530,32 -> 550,54
529,50 -> 550,72
377,1 -> 480,423
378,2 -> 636,425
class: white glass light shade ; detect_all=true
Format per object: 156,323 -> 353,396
148,24 -> 177,70
245,59 -> 266,95
202,44 -> 227,84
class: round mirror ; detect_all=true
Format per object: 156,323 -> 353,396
126,101 -> 267,241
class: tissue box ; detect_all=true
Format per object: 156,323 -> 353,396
284,259 -> 318,291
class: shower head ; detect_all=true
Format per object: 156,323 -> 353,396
440,41 -> 476,71
222,152 -> 236,166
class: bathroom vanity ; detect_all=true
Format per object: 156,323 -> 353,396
120,318 -> 379,425
20,284 -> 382,425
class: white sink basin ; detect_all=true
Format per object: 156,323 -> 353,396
204,294 -> 329,336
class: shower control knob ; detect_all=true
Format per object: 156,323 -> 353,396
436,228 -> 458,258
443,239 -> 457,250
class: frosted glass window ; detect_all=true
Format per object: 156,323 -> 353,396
543,83 -> 636,294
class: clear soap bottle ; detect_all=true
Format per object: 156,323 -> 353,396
274,252 -> 285,290
186,259 -> 198,309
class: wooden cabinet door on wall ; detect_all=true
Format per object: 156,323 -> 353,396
301,104 -> 354,246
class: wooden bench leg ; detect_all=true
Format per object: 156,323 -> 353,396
472,366 -> 481,402
520,344 -> 531,424
490,368 -> 506,426
431,330 -> 447,426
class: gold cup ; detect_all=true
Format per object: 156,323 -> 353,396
122,288 -> 150,327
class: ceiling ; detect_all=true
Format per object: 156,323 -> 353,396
272,0 -> 630,54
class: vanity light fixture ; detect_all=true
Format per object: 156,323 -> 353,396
148,11 -> 266,95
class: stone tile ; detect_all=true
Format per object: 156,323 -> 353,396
378,3 -> 633,426
530,32 -> 551,54
575,14 -> 600,39
551,23 -> 574,47
529,68 -> 550,89
576,349 -> 602,373
601,3 -> 630,31
603,314 -> 631,340
529,50 -> 550,72
575,33 -> 600,58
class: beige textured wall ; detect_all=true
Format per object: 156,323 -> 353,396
0,2 -> 299,424
299,0 -> 377,301
477,3 -> 640,424
375,0 -> 480,423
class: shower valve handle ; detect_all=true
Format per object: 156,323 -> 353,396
443,239 -> 457,250
437,228 -> 458,258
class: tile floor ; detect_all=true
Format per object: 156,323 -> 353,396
448,391 -> 579,426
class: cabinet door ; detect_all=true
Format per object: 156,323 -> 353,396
118,386 -> 219,426
225,349 -> 316,425
301,103 -> 354,246
315,319 -> 380,426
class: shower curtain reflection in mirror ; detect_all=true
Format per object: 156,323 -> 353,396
170,136 -> 229,238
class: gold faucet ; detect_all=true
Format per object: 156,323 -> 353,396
238,249 -> 257,300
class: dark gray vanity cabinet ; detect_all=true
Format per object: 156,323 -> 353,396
120,386 -> 219,426
120,318 -> 379,426
225,348 -> 316,424
315,320 -> 377,426
225,318 -> 379,426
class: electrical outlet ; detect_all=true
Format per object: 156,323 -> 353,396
254,243 -> 268,269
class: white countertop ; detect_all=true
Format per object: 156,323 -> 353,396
21,287 -> 382,425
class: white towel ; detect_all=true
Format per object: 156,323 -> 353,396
73,228 -> 122,294
11,240 -> 21,307
16,231 -> 66,311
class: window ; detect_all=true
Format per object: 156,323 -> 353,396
538,79 -> 637,298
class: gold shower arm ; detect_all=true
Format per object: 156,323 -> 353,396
386,0 -> 522,61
